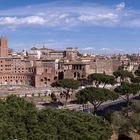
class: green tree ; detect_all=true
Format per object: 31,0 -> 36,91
88,73 -> 116,88
0,95 -> 37,140
131,77 -> 140,84
112,101 -> 140,137
51,79 -> 80,106
38,108 -> 113,140
51,92 -> 57,102
134,69 -> 140,77
76,87 -> 118,115
113,70 -> 134,83
114,82 -> 140,108
0,95 -> 113,140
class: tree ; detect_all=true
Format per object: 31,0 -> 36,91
0,95 -> 37,140
38,108 -> 113,140
113,70 -> 134,83
51,79 -> 80,106
88,73 -> 116,88
51,92 -> 57,102
131,77 -> 140,84
114,82 -> 140,108
111,101 -> 140,138
134,69 -> 140,77
0,95 -> 113,140
76,87 -> 118,115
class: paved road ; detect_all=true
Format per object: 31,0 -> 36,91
66,94 -> 140,115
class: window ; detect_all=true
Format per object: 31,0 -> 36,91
74,72 -> 76,78
77,73 -> 80,78
54,76 -> 57,80
44,77 -> 47,81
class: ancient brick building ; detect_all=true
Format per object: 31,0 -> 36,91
0,37 -> 121,88
0,37 -> 35,86
34,59 -> 59,88
62,58 -> 120,81
0,37 -> 8,57
0,57 -> 35,86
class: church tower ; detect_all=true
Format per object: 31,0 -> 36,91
66,47 -> 78,61
0,37 -> 8,57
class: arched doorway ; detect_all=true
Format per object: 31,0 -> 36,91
58,71 -> 64,80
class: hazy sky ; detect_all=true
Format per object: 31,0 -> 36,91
0,0 -> 140,54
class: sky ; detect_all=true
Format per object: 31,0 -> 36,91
0,0 -> 140,54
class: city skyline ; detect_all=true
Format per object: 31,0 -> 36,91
0,0 -> 140,54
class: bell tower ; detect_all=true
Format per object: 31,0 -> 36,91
0,37 -> 8,57
66,47 -> 78,61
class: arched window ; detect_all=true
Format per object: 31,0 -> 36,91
74,72 -> 76,78
77,72 -> 80,78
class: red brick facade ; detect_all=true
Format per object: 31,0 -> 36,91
0,37 -> 121,88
